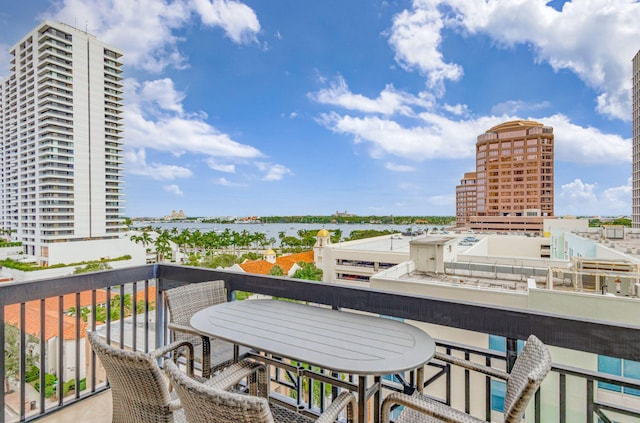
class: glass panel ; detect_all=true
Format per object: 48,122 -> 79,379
598,355 -> 622,392
624,360 -> 640,396
491,379 -> 506,412
489,335 -> 506,352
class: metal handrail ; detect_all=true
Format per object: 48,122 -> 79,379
1,264 -> 639,422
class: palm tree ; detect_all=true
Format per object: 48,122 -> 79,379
131,231 -> 152,250
154,230 -> 172,262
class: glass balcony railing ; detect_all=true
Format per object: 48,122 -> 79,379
1,264 -> 639,423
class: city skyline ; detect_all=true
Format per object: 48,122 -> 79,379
0,0 -> 636,218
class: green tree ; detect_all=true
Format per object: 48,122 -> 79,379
155,230 -> 173,262
589,219 -> 602,227
73,262 -> 113,274
269,265 -> 285,276
201,253 -> 240,269
4,324 -> 38,393
612,218 -> 632,227
292,263 -> 323,281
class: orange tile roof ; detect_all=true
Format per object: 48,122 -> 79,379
238,251 -> 315,276
238,260 -> 275,275
276,251 -> 314,273
4,287 -> 156,341
135,285 -> 157,303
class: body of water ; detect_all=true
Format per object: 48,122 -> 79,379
131,222 -> 443,242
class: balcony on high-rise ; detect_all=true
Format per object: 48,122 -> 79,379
1,264 -> 639,423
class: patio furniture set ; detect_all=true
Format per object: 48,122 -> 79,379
88,280 -> 552,423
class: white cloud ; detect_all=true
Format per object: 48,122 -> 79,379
317,111 -> 492,161
191,0 -> 260,44
309,76 -> 434,116
386,162 -> 416,172
557,178 -> 598,213
601,177 -> 632,216
163,184 -> 184,196
206,158 -> 236,173
125,78 -> 264,159
47,0 -> 260,72
138,78 -> 186,115
543,114 -> 630,164
442,103 -> 468,116
557,178 -> 631,216
387,0 -> 640,120
125,149 -> 193,180
256,162 -> 294,181
388,4 -> 463,93
214,177 -> 245,186
315,81 -> 629,165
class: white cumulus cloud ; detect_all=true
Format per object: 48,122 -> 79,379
388,4 -> 463,93
309,76 -> 434,116
543,114 -> 630,164
125,149 -> 193,180
163,184 -> 184,196
206,158 -> 236,173
387,0 -> 640,120
125,78 -> 264,159
557,178 -> 631,216
191,0 -> 260,44
256,162 -> 294,181
314,80 -> 630,166
46,0 -> 260,72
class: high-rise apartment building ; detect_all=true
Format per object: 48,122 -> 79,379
455,172 -> 477,227
455,120 -> 554,233
0,21 -> 124,262
633,51 -> 640,228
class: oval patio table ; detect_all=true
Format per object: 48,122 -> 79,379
190,299 -> 435,423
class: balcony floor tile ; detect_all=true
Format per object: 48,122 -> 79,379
37,390 -> 112,423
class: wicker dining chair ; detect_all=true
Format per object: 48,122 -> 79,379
164,280 -> 249,378
164,358 -> 357,423
381,334 -> 552,423
87,330 -> 194,423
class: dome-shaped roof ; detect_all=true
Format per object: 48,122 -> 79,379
265,248 -> 276,256
317,229 -> 330,237
486,120 -> 543,133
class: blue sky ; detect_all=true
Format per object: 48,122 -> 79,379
0,0 -> 637,218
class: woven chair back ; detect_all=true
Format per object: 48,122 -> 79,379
504,334 -> 552,422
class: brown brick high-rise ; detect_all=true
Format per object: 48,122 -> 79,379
456,120 -> 554,232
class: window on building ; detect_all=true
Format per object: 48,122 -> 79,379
488,335 -> 525,411
598,355 -> 640,396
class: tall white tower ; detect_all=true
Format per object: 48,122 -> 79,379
633,51 -> 640,228
0,21 -> 125,262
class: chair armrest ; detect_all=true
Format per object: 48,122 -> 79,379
153,340 -> 194,377
434,351 -> 509,381
381,392 -> 484,423
168,322 -> 205,337
316,392 -> 356,423
206,359 -> 267,396
168,399 -> 182,412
